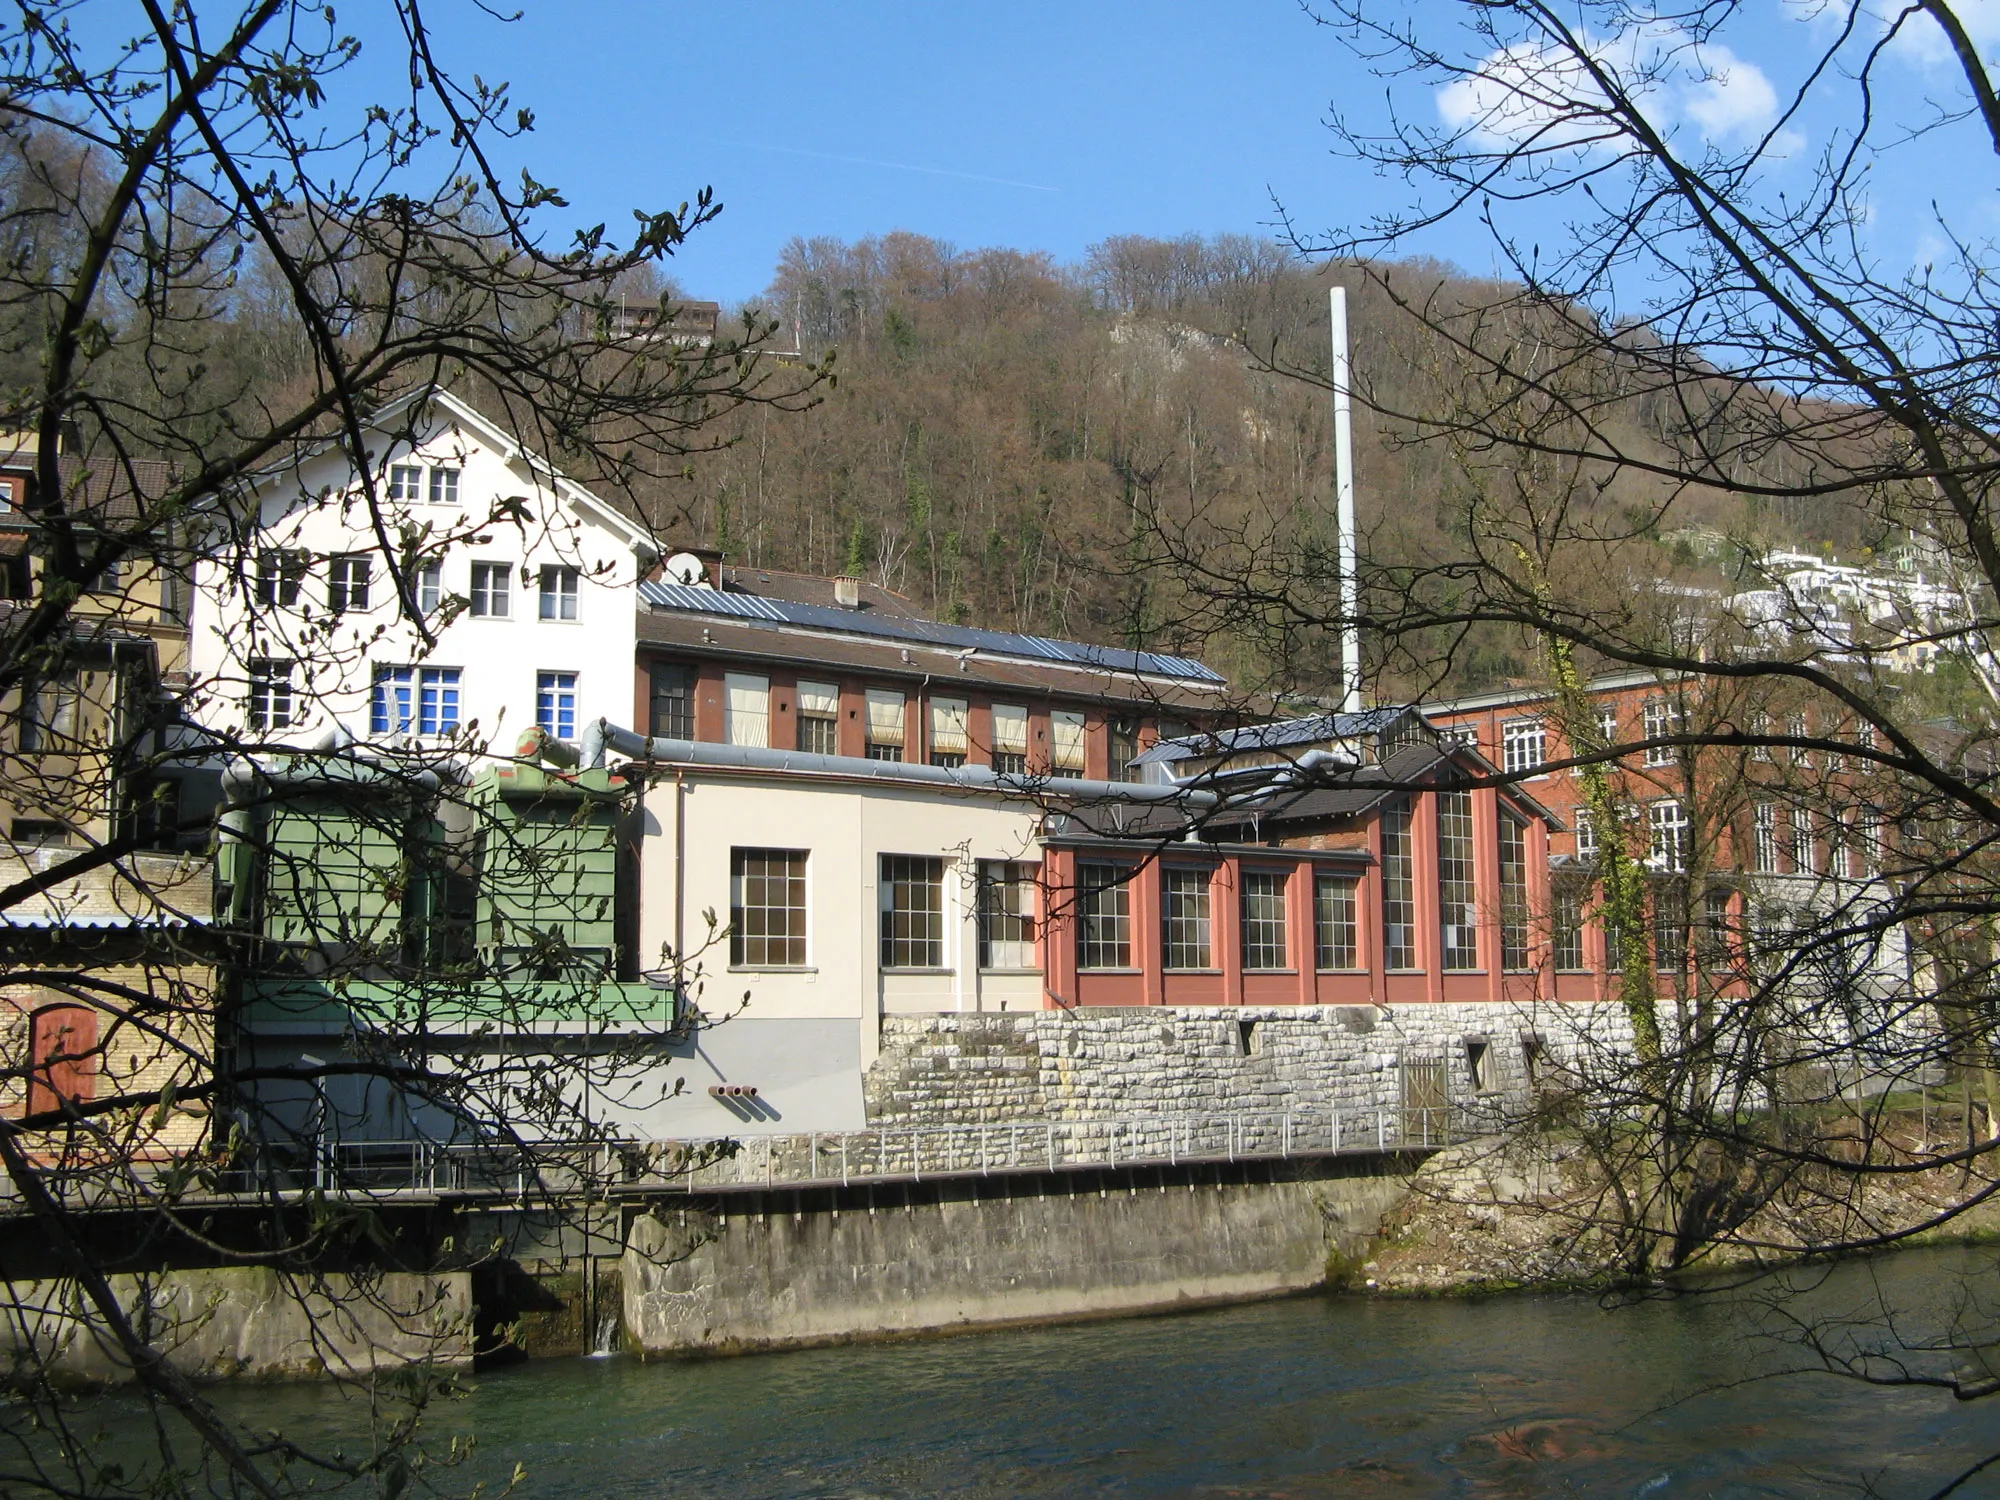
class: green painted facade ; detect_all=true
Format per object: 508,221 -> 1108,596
222,759 -> 669,1033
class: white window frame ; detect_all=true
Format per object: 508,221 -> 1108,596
1573,804 -> 1596,858
1648,799 -> 1689,873
1501,718 -> 1546,776
1753,802 -> 1779,874
537,670 -> 579,741
247,658 -> 294,731
387,464 -> 423,505
469,561 -> 511,618
329,552 -> 372,613
538,564 -> 580,622
1642,699 -> 1680,767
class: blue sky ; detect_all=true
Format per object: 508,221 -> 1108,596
71,2 -> 2000,312
396,0 -> 1439,305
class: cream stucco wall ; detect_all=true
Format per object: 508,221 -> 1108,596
637,769 -> 1050,1066
185,397 -> 647,755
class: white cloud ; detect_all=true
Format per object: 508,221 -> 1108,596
1682,43 -> 1779,137
1846,0 -> 2000,69
1438,23 -> 1791,156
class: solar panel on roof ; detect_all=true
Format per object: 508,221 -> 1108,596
639,580 -> 1227,683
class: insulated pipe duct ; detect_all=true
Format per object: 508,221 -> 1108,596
581,717 -> 1220,808
217,724 -> 361,845
515,725 -> 580,769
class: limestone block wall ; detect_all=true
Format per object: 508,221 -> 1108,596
865,1001 -> 1635,1132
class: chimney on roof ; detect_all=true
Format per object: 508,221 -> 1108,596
834,576 -> 861,608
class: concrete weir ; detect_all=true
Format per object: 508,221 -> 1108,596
620,1155 -> 1415,1356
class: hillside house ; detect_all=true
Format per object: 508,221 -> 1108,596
184,387 -> 657,758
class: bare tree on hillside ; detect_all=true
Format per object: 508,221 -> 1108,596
0,3 -> 823,1496
1126,0 -> 2000,1441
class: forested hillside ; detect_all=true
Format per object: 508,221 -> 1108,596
667,232 -> 1864,700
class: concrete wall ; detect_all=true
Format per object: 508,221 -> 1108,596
0,1268 -> 471,1384
621,1160 -> 1411,1356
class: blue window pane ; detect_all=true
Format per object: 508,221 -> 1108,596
419,667 -> 461,735
371,666 -> 414,734
372,665 -> 456,735
537,671 -> 578,740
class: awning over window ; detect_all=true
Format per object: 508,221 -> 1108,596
930,697 -> 969,755
1051,710 -> 1086,771
991,703 -> 1029,755
726,673 -> 770,748
865,688 -> 906,747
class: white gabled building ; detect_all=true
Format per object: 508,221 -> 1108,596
185,388 -> 657,754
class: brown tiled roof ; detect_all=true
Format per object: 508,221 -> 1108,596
0,452 -> 176,526
636,608 -> 1236,713
719,565 -> 929,618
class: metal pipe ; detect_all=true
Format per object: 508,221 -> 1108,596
581,717 -> 1218,807
515,725 -> 580,768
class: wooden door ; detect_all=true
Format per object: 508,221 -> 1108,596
27,1005 -> 98,1116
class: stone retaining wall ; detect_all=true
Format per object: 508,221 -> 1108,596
622,1157 -> 1413,1356
866,1001 -> 1634,1128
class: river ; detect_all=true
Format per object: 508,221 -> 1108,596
147,1248 -> 2000,1496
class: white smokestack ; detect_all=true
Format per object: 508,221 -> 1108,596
1330,286 -> 1363,714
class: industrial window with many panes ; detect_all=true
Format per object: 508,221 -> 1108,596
1241,871 -> 1289,970
1382,800 -> 1417,969
731,849 -> 807,967
1162,867 -> 1212,970
880,855 -> 945,969
1315,874 -> 1359,971
796,680 -> 840,754
1078,863 -> 1132,969
1438,790 -> 1479,970
976,861 -> 1037,970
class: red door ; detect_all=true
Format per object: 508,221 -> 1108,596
27,1006 -> 98,1116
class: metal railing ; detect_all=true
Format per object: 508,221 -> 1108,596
671,1105 -> 1463,1190
253,1105 -> 1467,1197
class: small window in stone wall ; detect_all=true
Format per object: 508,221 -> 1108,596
1235,1019 -> 1260,1056
1520,1030 -> 1549,1087
1465,1037 -> 1495,1093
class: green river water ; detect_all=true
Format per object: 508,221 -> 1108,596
92,1247 -> 2000,1498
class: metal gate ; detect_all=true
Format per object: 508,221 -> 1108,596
1401,1056 -> 1449,1147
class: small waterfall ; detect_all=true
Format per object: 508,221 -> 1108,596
589,1280 -> 621,1357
